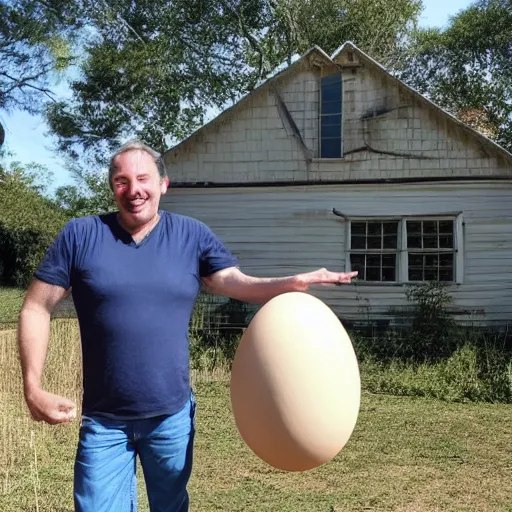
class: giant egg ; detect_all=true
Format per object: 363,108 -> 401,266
230,291 -> 361,472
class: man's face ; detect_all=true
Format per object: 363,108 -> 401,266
111,150 -> 169,230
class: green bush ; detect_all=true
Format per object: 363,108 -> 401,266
0,166 -> 69,287
352,282 -> 512,403
360,342 -> 512,403
404,281 -> 458,360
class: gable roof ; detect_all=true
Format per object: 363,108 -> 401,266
164,46 -> 334,156
164,41 -> 512,165
331,41 -> 512,163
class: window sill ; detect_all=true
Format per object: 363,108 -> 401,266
351,281 -> 402,287
405,281 -> 460,286
349,281 -> 461,287
312,158 -> 346,162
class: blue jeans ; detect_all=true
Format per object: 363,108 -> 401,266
73,393 -> 196,512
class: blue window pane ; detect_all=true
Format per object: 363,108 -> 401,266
322,85 -> 341,102
321,114 -> 342,127
322,100 -> 342,114
321,72 -> 342,86
322,124 -> 341,138
320,72 -> 343,159
321,138 -> 342,158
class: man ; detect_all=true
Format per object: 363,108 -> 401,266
18,139 -> 357,512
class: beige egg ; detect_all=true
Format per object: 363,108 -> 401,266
230,292 -> 361,472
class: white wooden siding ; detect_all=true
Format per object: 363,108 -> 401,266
161,181 -> 512,325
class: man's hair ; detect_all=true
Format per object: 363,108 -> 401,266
108,139 -> 167,188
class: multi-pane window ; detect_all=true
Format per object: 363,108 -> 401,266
347,217 -> 461,283
320,72 -> 343,158
407,220 -> 454,282
349,221 -> 398,282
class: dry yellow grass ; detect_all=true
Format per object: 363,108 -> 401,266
0,319 -> 228,511
0,321 -> 82,511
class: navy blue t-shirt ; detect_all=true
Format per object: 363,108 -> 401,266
34,211 -> 238,419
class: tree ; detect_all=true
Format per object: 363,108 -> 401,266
0,0 -> 74,116
46,0 -> 266,166
53,165 -> 117,218
400,0 -> 512,151
256,0 -> 422,72
45,0 -> 422,170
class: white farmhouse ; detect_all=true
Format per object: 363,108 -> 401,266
160,42 -> 512,328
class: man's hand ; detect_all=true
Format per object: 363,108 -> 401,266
25,387 -> 77,425
298,268 -> 358,289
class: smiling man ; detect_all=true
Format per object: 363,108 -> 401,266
17,139 -> 357,512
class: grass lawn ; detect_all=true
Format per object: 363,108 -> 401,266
0,286 -> 25,329
1,376 -> 511,511
190,382 -> 512,512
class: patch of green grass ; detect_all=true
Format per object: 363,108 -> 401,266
187,381 -> 512,512
0,286 -> 24,328
4,377 -> 510,511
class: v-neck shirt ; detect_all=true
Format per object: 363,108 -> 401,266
34,210 -> 238,419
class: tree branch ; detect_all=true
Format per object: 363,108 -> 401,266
218,0 -> 269,80
0,71 -> 56,100
94,0 -> 146,44
115,13 -> 146,44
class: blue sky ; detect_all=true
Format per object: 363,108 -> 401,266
1,0 -> 474,192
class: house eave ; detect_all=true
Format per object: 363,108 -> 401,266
168,175 -> 512,189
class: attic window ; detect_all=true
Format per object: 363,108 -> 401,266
320,72 -> 343,158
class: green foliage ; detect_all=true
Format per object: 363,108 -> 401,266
0,161 -> 68,287
355,282 -> 459,363
400,0 -> 512,151
53,165 -> 117,217
187,283 -> 512,403
361,341 -> 512,404
351,281 -> 512,403
404,281 -> 458,360
0,286 -> 25,325
45,0 -> 262,165
258,0 -> 422,69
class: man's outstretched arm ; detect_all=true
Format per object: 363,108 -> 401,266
202,267 -> 358,305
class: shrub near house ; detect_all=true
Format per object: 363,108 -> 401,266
0,165 -> 68,288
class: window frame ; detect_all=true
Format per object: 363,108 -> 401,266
345,218 -> 401,283
344,214 -> 464,285
319,71 -> 343,159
